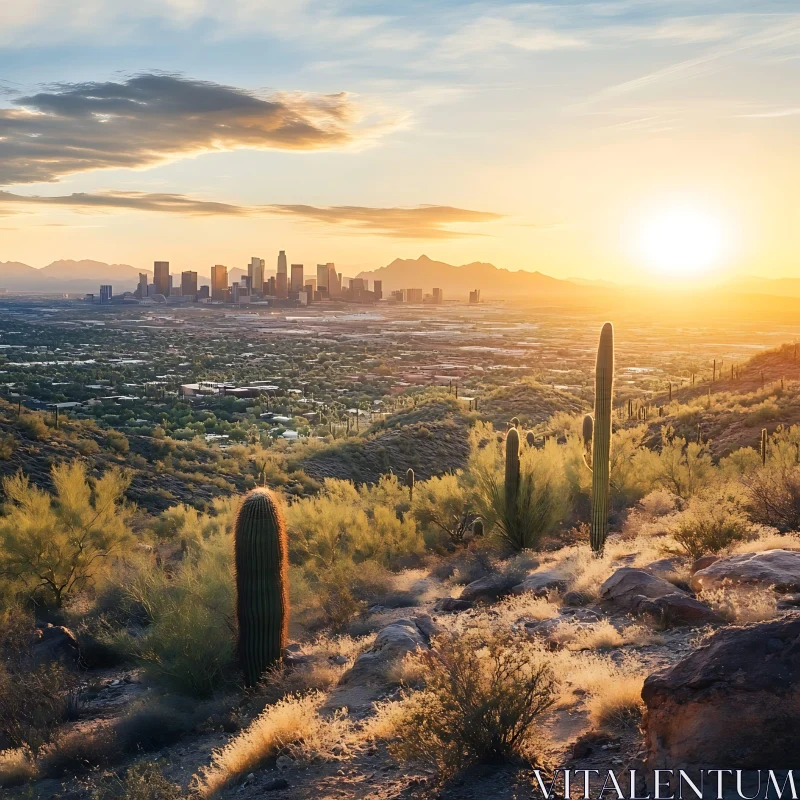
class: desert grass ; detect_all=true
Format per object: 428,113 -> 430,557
0,747 -> 38,788
192,691 -> 351,798
545,620 -> 663,651
732,530 -> 800,554
699,586 -> 779,624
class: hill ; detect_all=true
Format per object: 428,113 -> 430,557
355,254 -> 597,300
0,260 -> 143,293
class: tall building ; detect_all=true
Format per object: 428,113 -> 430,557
138,272 -> 148,298
350,278 -> 366,291
99,285 -> 112,304
316,264 -> 329,294
469,289 -> 481,304
211,264 -> 228,301
153,261 -> 170,297
390,290 -> 405,302
290,264 -> 304,293
276,272 -> 288,299
277,251 -> 287,277
248,257 -> 265,295
406,288 -> 423,303
197,285 -> 210,300
433,287 -> 443,304
181,271 -> 198,298
265,276 -> 276,296
373,280 -> 383,300
326,263 -> 340,297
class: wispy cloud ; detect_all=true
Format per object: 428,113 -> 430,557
0,73 -> 399,185
736,107 -> 800,118
0,191 -> 503,239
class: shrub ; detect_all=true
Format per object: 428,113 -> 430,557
0,748 -> 38,788
746,464 -> 800,533
0,462 -> 132,607
386,628 -> 557,777
122,543 -> 236,697
411,474 -> 471,546
667,488 -> 753,558
114,701 -> 194,754
40,726 -> 120,777
91,760 -> 183,800
0,613 -> 75,754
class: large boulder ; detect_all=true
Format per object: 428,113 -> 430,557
31,624 -> 79,665
690,549 -> 800,594
642,613 -> 800,769
599,567 -> 685,612
511,570 -> 567,597
633,593 -> 724,627
459,574 -> 519,603
324,617 -> 432,714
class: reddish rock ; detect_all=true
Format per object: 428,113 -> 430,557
690,555 -> 719,574
690,549 -> 800,593
599,567 -> 685,611
642,613 -> 800,769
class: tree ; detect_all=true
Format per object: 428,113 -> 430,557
0,461 -> 133,607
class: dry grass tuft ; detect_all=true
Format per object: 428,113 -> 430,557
192,692 -> 351,798
0,747 -> 38,788
699,586 -> 779,624
733,530 -> 800,554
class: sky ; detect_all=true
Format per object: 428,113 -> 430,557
1,1 -> 799,284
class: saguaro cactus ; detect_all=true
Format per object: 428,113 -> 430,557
590,323 -> 613,553
761,428 -> 768,466
472,518 -> 484,537
235,488 -> 289,687
526,430 -> 536,447
505,427 -> 521,517
510,416 -> 520,429
406,468 -> 415,502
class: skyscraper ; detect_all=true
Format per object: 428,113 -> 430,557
316,264 -> 329,294
277,251 -> 287,277
138,272 -> 148,298
469,289 -> 481,304
276,272 -> 288,299
100,285 -> 112,304
248,257 -> 264,295
373,280 -> 383,300
406,288 -> 423,303
433,288 -> 443,304
326,263 -> 340,297
181,271 -> 198,298
290,264 -> 304,293
153,261 -> 170,297
211,264 -> 228,301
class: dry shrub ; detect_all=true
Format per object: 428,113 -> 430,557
91,760 -> 183,800
40,725 -> 120,777
383,628 -> 557,777
0,614 -> 76,754
666,489 -> 753,559
551,650 -> 647,729
0,747 -> 37,788
494,593 -> 560,625
699,586 -> 779,624
192,691 -> 349,798
733,530 -> 800,554
638,489 -> 678,519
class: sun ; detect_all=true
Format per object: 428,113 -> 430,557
633,207 -> 729,277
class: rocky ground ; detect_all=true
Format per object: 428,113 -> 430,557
10,543 -> 800,800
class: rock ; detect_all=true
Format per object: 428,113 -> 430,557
412,613 -> 441,642
263,777 -> 289,791
633,593 -> 724,627
642,612 -> 800,770
561,590 -> 592,607
778,593 -> 800,609
459,574 -> 518,603
31,624 -> 79,664
275,755 -> 294,771
433,597 -> 473,613
690,549 -> 800,594
642,558 -> 684,580
572,730 -> 614,758
691,555 -> 719,574
511,570 -> 567,597
329,655 -> 348,665
599,567 -> 685,611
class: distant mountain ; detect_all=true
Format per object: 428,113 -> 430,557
39,260 -> 144,282
726,276 -> 800,299
355,255 -> 596,300
0,259 -> 144,294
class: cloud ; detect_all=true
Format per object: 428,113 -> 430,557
266,204 -> 504,238
0,191 -> 503,239
0,73 -> 396,185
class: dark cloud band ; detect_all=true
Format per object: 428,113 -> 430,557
0,191 -> 502,239
0,73 -> 382,185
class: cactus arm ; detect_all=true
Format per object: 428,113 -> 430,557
590,323 -> 614,553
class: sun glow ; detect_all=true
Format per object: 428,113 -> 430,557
634,207 -> 730,277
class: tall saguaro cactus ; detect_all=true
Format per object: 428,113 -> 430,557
406,468 -> 415,503
235,488 -> 289,687
590,323 -> 614,553
505,427 -> 521,516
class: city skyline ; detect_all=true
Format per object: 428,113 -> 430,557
2,3 -> 800,284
